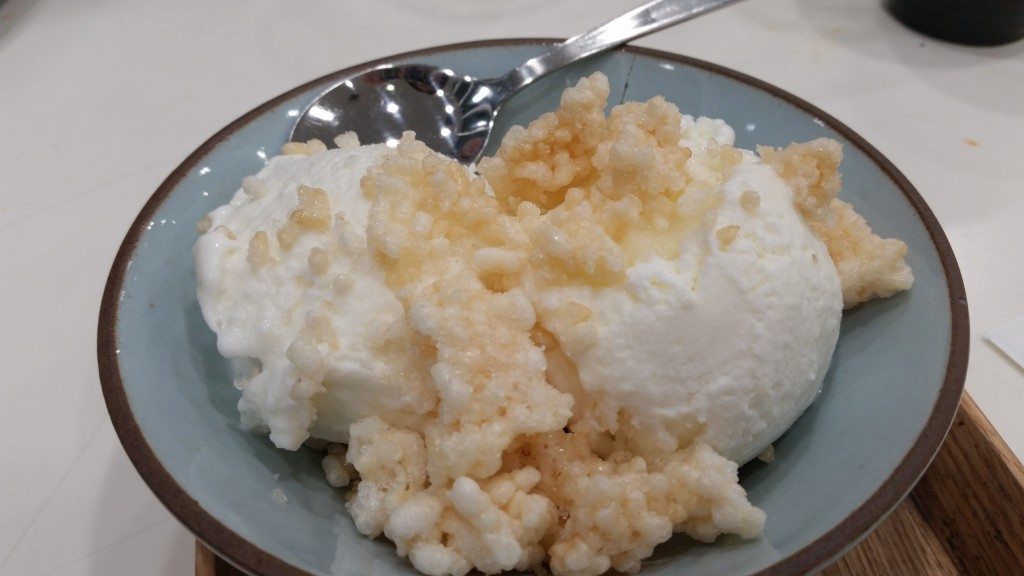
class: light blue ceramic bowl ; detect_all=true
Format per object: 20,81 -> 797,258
99,40 -> 968,576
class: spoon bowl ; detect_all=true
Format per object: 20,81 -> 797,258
291,65 -> 501,163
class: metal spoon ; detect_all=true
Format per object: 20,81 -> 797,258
291,0 -> 739,165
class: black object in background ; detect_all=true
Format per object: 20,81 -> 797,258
886,0 -> 1024,46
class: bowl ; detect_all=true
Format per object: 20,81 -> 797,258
98,39 -> 968,576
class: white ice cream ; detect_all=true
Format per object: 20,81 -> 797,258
195,118 -> 840,463
194,143 -> 435,450
546,119 -> 841,464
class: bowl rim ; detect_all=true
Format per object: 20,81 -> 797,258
97,38 -> 969,576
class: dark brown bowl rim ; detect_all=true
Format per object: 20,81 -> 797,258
97,38 -> 969,576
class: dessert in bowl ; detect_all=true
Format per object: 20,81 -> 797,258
97,41 -> 966,576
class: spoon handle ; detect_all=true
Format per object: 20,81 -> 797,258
502,0 -> 740,93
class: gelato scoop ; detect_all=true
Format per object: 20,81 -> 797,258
537,157 -> 843,464
194,139 -> 437,450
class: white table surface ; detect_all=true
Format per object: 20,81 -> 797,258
1,0 -> 1021,574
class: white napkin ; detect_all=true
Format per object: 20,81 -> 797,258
987,313 -> 1024,370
